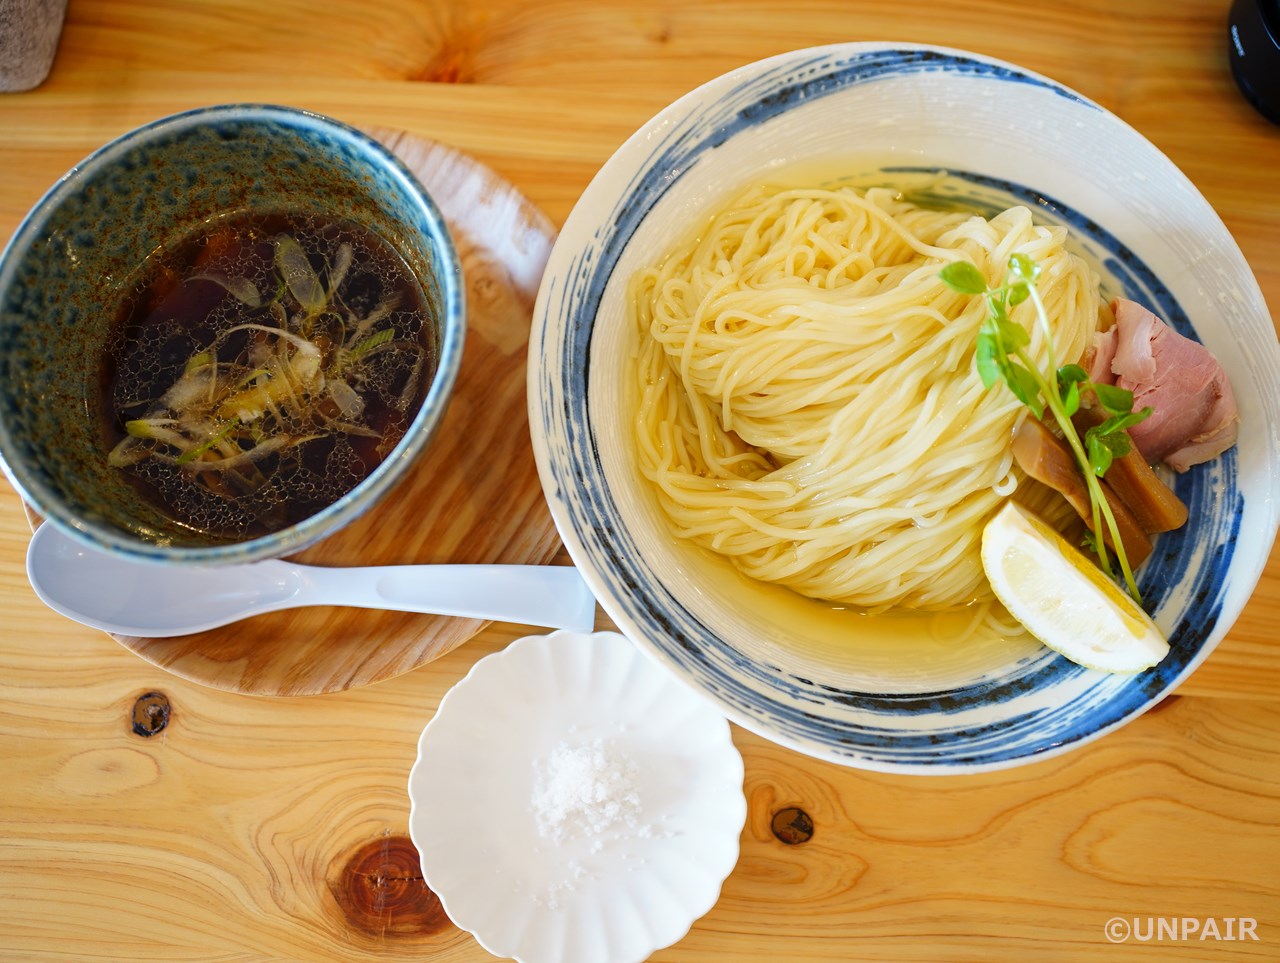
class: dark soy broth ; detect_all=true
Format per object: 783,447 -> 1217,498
99,211 -> 438,541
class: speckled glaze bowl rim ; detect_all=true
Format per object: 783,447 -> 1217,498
528,42 -> 1280,773
0,103 -> 465,565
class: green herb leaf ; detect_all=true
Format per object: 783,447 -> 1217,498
996,317 -> 1030,352
1087,431 -> 1115,476
1003,361 -> 1044,419
1102,430 -> 1133,459
940,261 -> 988,295
975,324 -> 1002,388
1091,382 -> 1135,416
1008,282 -> 1030,306
1086,423 -> 1135,467
1057,365 -> 1087,417
1062,379 -> 1081,416
1058,364 -> 1089,386
1096,407 -> 1153,436
1008,253 -> 1041,281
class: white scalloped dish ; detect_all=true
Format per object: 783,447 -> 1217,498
407,630 -> 746,963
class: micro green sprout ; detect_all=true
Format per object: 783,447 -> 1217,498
940,255 -> 1152,601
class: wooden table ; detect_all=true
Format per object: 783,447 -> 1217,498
2,1 -> 1278,959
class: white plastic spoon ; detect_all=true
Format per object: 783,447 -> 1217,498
26,522 -> 597,638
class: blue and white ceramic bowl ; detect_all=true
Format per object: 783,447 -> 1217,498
528,44 -> 1280,772
0,104 -> 464,564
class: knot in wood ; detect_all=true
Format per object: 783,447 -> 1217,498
131,692 -> 171,737
771,806 -> 814,845
331,835 -> 450,938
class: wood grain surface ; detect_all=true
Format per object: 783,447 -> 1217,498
1,0 -> 1278,960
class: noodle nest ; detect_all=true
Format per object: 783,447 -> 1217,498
630,183 -> 1100,613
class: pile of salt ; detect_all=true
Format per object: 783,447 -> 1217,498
530,738 -> 645,847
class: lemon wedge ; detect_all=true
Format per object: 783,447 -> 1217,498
981,501 -> 1169,673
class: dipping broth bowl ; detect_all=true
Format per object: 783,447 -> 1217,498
528,43 -> 1280,773
0,104 -> 465,564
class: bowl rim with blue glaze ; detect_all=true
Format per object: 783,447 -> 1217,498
527,42 -> 1280,773
0,103 -> 466,565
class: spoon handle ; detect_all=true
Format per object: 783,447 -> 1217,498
294,562 -> 598,632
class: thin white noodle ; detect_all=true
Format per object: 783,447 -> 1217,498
630,184 -> 1100,612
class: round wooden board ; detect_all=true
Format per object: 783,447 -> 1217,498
26,129 -> 565,696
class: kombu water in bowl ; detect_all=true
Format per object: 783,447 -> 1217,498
97,211 -> 438,542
